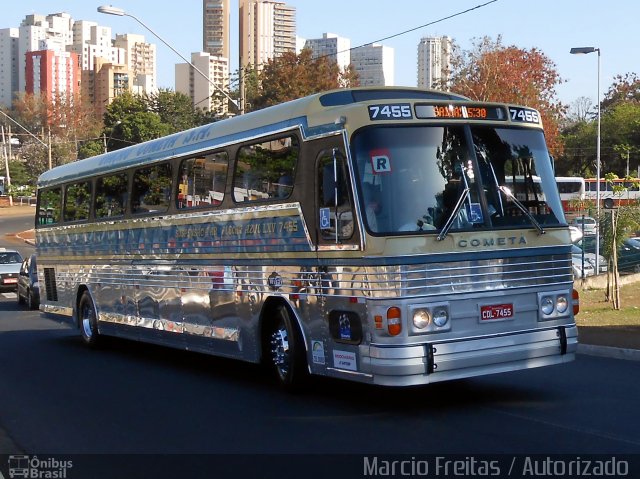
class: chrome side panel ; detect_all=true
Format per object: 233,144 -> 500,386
37,203 -> 576,385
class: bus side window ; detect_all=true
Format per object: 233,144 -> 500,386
36,188 -> 62,226
317,150 -> 355,242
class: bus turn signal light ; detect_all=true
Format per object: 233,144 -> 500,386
572,289 -> 580,315
387,307 -> 402,336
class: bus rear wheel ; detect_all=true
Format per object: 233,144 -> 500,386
267,305 -> 307,390
78,291 -> 101,347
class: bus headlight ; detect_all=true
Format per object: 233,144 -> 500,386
408,303 -> 450,335
433,308 -> 449,327
412,309 -> 431,329
540,296 -> 554,316
538,291 -> 572,320
556,295 -> 568,314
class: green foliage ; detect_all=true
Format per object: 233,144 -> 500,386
7,158 -> 31,187
103,92 -> 171,151
145,89 -> 204,133
78,140 -> 105,160
558,101 -> 640,177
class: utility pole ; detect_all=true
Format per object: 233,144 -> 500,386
1,126 -> 13,206
48,127 -> 52,170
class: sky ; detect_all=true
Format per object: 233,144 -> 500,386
4,0 -> 638,108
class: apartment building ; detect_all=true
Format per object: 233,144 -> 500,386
351,43 -> 394,87
239,0 -> 296,69
417,36 -> 451,90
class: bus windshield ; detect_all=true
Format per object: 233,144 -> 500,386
353,125 -> 564,234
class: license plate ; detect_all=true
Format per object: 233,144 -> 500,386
480,303 -> 513,321
3,278 -> 17,284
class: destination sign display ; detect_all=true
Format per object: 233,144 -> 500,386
415,104 -> 507,121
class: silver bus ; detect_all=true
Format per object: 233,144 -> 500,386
36,87 -> 578,388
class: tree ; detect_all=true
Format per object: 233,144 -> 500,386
250,48 -> 359,111
566,96 -> 594,124
447,36 -> 566,156
102,92 -> 171,151
145,89 -> 203,133
9,92 -> 102,172
602,73 -> 640,111
600,204 -> 640,309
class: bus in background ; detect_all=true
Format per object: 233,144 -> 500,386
35,87 -> 578,389
584,177 -> 640,208
0,176 -> 5,195
555,176 -> 585,212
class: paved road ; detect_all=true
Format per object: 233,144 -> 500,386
1,301 -> 639,456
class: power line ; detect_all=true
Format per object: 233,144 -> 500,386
320,0 -> 500,63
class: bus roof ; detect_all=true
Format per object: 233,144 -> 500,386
36,87 -> 515,188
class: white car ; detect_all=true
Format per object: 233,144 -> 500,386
571,244 -> 607,275
571,216 -> 597,236
572,255 -> 595,279
0,248 -> 24,292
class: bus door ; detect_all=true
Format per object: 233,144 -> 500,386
315,148 -> 359,249
313,148 -> 366,363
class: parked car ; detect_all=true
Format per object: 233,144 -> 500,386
618,238 -> 640,273
572,255 -> 595,279
571,216 -> 598,236
17,254 -> 39,309
571,244 -> 607,275
576,236 -> 640,274
0,248 -> 24,292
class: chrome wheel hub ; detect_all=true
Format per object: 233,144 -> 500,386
82,307 -> 93,339
270,325 -> 290,377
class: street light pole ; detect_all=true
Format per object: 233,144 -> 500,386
97,5 -> 240,115
570,46 -> 601,274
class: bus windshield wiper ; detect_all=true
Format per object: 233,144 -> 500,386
437,187 -> 470,241
498,186 -> 545,235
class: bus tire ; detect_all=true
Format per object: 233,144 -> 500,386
78,291 -> 101,347
604,198 -> 614,209
266,305 -> 307,391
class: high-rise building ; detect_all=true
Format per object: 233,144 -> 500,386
93,57 -> 130,119
351,43 -> 394,87
25,49 -> 80,100
176,51 -> 229,116
114,33 -> 157,95
203,0 -> 230,60
0,28 -> 19,107
304,33 -> 351,72
417,36 -> 451,90
239,0 -> 296,69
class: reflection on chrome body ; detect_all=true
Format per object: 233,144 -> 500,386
40,237 -> 575,385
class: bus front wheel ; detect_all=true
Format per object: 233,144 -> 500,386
267,305 -> 307,390
78,291 -> 101,347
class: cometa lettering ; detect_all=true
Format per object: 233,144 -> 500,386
458,236 -> 527,248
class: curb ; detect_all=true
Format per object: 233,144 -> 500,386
15,230 -> 35,246
577,343 -> 640,362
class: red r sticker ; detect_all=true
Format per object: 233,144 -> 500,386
370,149 -> 392,175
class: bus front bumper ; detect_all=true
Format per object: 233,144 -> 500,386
360,325 -> 578,387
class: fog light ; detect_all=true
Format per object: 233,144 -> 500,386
541,296 -> 554,315
433,308 -> 449,327
556,295 -> 568,314
413,309 -> 431,329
